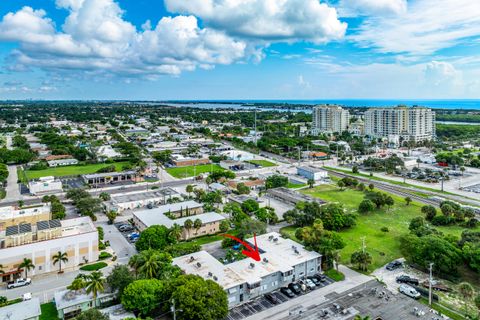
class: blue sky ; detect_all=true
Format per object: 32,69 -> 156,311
0,0 -> 480,100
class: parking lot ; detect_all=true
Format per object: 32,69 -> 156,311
61,177 -> 85,189
226,277 -> 335,320
113,221 -> 139,244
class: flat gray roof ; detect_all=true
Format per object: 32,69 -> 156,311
134,210 -> 225,229
110,188 -> 178,204
0,297 -> 41,320
54,289 -> 114,310
297,166 -> 324,173
135,200 -> 202,215
173,232 -> 321,289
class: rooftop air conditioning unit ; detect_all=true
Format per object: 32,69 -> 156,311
263,258 -> 269,263
249,263 -> 255,269
268,235 -> 274,241
273,238 -> 278,243
196,262 -> 201,268
208,272 -> 213,277
294,249 -> 300,255
189,256 -> 195,262
213,276 -> 218,281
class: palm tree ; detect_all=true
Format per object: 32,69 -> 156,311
85,271 -> 105,307
138,250 -> 162,279
193,218 -> 202,236
458,282 -> 475,315
18,258 -> 35,278
52,251 -> 69,273
186,185 -> 194,198
128,254 -> 142,279
68,274 -> 87,293
169,224 -> 182,242
184,219 -> 193,239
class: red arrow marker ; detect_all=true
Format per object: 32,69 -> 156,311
221,233 -> 261,261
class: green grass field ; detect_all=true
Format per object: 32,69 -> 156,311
287,182 -> 307,189
40,302 -> 59,320
246,159 -> 277,167
25,161 -> 130,179
166,164 -> 223,178
280,184 -> 479,273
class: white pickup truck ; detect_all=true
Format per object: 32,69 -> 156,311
7,278 -> 31,289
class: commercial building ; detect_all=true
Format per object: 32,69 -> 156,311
312,105 -> 350,134
173,232 -> 322,308
364,106 -> 435,143
0,203 -> 51,231
171,155 -> 210,167
82,171 -> 136,186
47,158 -> 79,167
0,217 -> 98,282
297,166 -> 328,181
0,297 -> 41,320
28,176 -> 63,195
105,188 -> 179,213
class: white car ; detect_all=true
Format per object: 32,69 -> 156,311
7,278 -> 31,289
300,279 -> 316,290
399,284 -> 421,299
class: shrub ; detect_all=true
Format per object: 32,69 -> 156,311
98,252 -> 113,260
431,215 -> 455,226
79,262 -> 108,271
358,199 -> 375,214
381,226 -> 389,232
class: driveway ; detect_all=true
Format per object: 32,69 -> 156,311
1,165 -> 22,202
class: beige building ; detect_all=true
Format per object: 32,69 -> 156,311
0,217 -> 98,282
0,203 -> 51,231
364,106 -> 435,142
132,200 -> 225,240
312,105 -> 350,134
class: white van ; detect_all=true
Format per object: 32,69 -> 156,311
399,284 -> 421,299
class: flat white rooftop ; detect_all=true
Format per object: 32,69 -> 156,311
173,232 -> 321,290
134,210 -> 225,229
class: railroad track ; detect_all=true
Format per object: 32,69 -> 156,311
324,168 -> 441,207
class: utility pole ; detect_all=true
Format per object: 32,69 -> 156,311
429,263 -> 434,306
171,299 -> 177,320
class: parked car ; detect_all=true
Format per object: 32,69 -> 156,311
308,276 -> 321,286
119,224 -> 133,232
386,260 -> 403,271
265,293 -> 279,304
129,232 -> 140,240
7,278 -> 31,289
280,287 -> 295,298
399,284 -> 421,299
300,278 -> 316,290
313,274 -> 327,282
288,282 -> 302,295
396,275 -> 419,286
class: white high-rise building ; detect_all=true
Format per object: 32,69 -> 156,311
312,105 -> 350,134
364,106 -> 435,142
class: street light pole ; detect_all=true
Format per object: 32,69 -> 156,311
429,262 -> 434,306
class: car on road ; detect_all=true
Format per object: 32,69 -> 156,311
265,293 -> 279,304
288,282 -> 302,295
386,260 -> 403,271
399,284 -> 421,299
300,278 -> 316,290
280,287 -> 295,298
396,275 -> 419,286
7,278 -> 31,289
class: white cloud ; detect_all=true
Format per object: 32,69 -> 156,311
351,0 -> 480,55
339,0 -> 407,16
164,0 -> 347,43
0,0 -> 249,77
